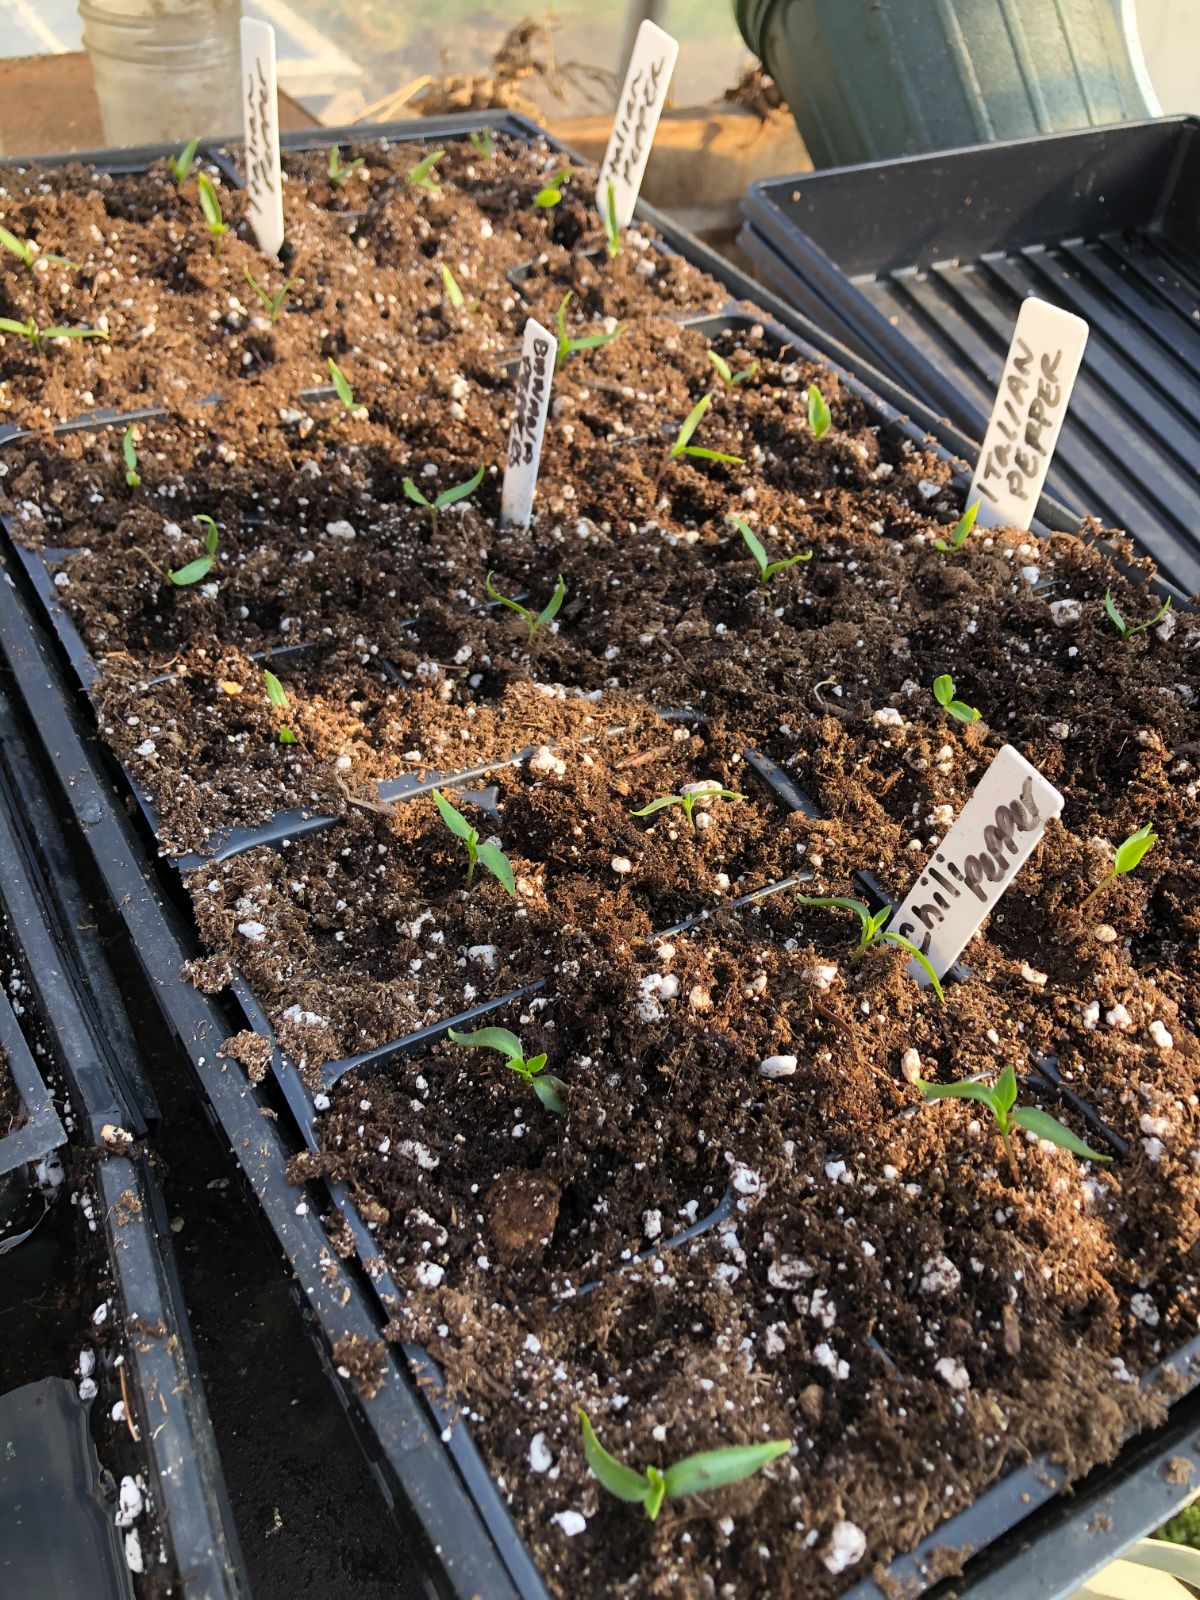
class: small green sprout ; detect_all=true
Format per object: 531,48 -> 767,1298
431,787 -> 515,896
263,668 -> 297,744
327,144 -> 364,187
1103,589 -> 1172,641
407,149 -> 445,192
554,291 -> 623,368
326,357 -> 355,413
243,266 -> 302,322
916,1065 -> 1110,1182
655,393 -> 744,495
727,513 -> 811,586
578,1410 -> 789,1521
440,263 -> 466,308
603,180 -> 621,259
167,137 -> 200,186
795,894 -> 945,1002
167,514 -> 219,586
807,383 -> 832,439
196,173 -> 228,248
0,223 -> 75,271
534,166 -> 574,208
932,673 -> 980,724
485,572 -> 565,641
631,782 -> 745,830
707,350 -> 758,387
934,499 -> 980,554
446,1025 -> 565,1113
0,317 -> 106,348
1080,822 -> 1157,911
122,427 -> 140,488
469,128 -> 494,162
403,465 -> 485,534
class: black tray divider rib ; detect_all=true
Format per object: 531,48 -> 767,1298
2,114 -> 1196,1600
0,957 -> 65,1181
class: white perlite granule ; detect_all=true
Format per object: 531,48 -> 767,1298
822,1521 -> 867,1574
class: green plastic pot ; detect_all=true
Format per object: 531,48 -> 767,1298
736,0 -> 1160,166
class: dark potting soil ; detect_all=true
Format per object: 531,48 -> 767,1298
0,1046 -> 24,1135
0,132 -> 1198,1598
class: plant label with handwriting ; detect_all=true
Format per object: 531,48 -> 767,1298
596,20 -> 679,230
969,297 -> 1087,530
891,745 -> 1063,982
240,18 -> 284,256
501,318 -> 555,529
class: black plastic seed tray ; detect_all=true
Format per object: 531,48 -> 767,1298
0,111 -> 1195,1600
740,116 -> 1200,598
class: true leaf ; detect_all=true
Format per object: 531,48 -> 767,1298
1010,1106 -> 1111,1161
994,1064 -> 1019,1116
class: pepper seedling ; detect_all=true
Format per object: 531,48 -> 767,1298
439,263 -> 477,313
446,1026 -> 565,1112
485,572 -> 565,641
807,382 -> 832,440
654,394 -> 744,496
534,166 -> 573,208
196,173 -> 229,249
555,291 -> 623,369
794,894 -> 945,1001
578,1410 -> 789,1521
631,781 -> 745,830
327,143 -> 364,187
431,788 -> 515,895
0,317 -> 107,348
1080,822 -> 1157,911
0,223 -> 75,272
263,668 -> 297,744
1103,589 -> 1172,641
122,427 -> 140,488
167,515 -> 219,586
469,128 -> 494,162
603,179 -> 621,260
407,149 -> 445,192
327,357 -> 355,413
727,513 -> 811,586
403,465 -> 485,535
707,350 -> 758,387
932,673 -> 980,724
933,499 -> 980,555
167,137 -> 200,186
243,266 -> 302,323
916,1065 -> 1110,1182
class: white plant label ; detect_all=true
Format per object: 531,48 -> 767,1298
891,745 -> 1063,982
969,297 -> 1088,530
240,18 -> 284,256
596,20 -> 679,230
501,318 -> 555,529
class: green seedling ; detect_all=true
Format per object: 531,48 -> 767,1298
243,266 -> 302,322
534,166 -> 574,208
122,427 -> 140,488
167,514 -> 219,586
167,137 -> 200,186
727,513 -> 811,586
603,179 -> 620,260
431,787 -> 515,896
554,291 -> 623,368
469,128 -> 494,162
578,1409 -> 789,1522
446,1025 -> 565,1113
916,1065 -> 1110,1182
807,382 -> 832,440
326,357 -> 355,413
1080,822 -> 1157,911
794,894 -> 945,1002
932,673 -> 980,724
403,465 -> 485,534
327,143 -> 364,187
196,173 -> 228,248
407,149 -> 445,191
0,317 -> 106,348
262,668 -> 297,744
0,223 -> 75,271
934,499 -> 980,554
631,782 -> 745,830
707,350 -> 758,387
654,393 -> 744,496
485,572 -> 565,642
1103,589 -> 1172,641
440,263 -> 466,309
